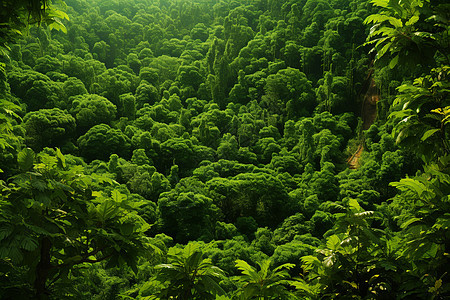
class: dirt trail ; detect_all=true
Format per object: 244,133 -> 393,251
347,76 -> 379,169
362,78 -> 380,130
348,144 -> 364,169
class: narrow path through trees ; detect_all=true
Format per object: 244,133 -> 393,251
348,76 -> 379,169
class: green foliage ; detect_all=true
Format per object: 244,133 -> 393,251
128,167 -> 170,201
146,243 -> 225,300
8,68 -> 62,110
23,108 -> 76,150
364,0 -> 427,68
388,156 -> 450,297
0,98 -> 22,163
62,77 -> 88,102
364,0 -> 449,69
389,66 -> 450,162
263,67 -> 316,117
77,124 -> 131,161
0,0 -> 69,55
0,148 -> 153,297
207,172 -> 295,228
234,259 -> 295,300
299,199 -> 390,298
70,94 -> 117,133
2,0 -> 449,298
94,67 -> 139,108
158,191 -> 219,243
135,81 -> 160,109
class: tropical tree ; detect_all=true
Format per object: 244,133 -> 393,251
0,148 -> 153,299
388,157 -> 450,298
389,66 -> 450,163
234,259 -> 295,300
69,94 -> 117,133
147,243 -> 226,300
364,0 -> 449,69
77,124 -> 131,161
0,98 -> 21,174
297,199 -> 395,299
23,108 -> 76,150
1,0 -> 69,177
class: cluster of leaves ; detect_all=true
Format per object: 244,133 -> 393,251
0,0 -> 449,299
291,0 -> 450,298
0,0 -> 69,57
0,148 -> 155,298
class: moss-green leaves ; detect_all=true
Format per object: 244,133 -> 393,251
17,148 -> 35,171
364,0 -> 437,69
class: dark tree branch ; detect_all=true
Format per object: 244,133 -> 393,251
54,246 -> 113,269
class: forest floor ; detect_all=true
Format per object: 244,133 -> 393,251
348,78 -> 379,169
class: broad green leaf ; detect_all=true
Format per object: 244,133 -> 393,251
290,280 -> 312,291
20,236 -> 38,251
47,8 -> 70,20
56,148 -> 66,168
48,18 -> 67,33
348,198 -> 361,211
259,259 -> 270,278
200,275 -> 226,295
326,235 -> 341,251
377,42 -> 391,59
406,15 -> 420,26
136,221 -> 152,233
370,0 -> 389,8
387,0 -> 404,16
111,190 -> 126,203
97,200 -> 119,221
401,217 -> 422,228
186,250 -> 203,270
0,245 -> 23,262
92,191 -> 103,198
18,148 -> 35,171
364,14 -> 390,25
301,255 -> 321,270
0,226 -> 13,241
235,259 -> 258,279
390,178 -> 428,197
273,263 -> 295,273
388,17 -> 403,28
389,54 -> 399,69
119,223 -> 134,236
421,129 -> 440,141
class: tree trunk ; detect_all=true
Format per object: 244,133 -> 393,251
35,237 -> 52,299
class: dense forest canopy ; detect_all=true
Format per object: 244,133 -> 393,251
0,0 -> 449,299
